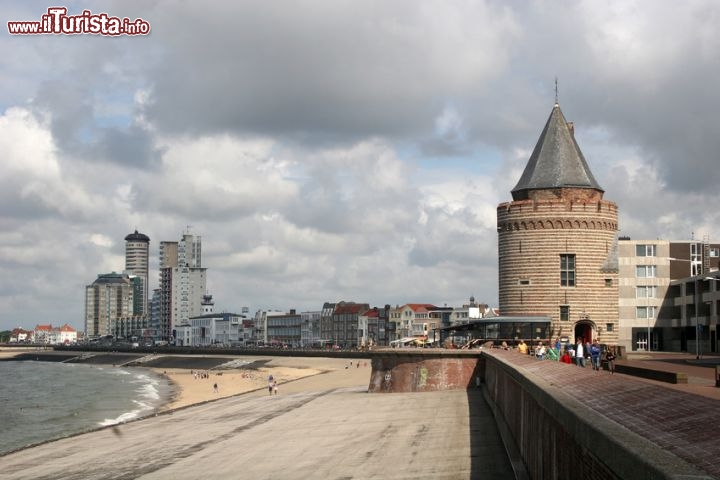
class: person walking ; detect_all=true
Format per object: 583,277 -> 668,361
575,338 -> 585,367
590,340 -> 602,371
605,347 -> 616,374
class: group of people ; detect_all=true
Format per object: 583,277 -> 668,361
517,338 -> 617,373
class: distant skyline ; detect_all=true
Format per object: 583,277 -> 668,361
3,1 -> 720,331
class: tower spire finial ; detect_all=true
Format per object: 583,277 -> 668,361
554,77 -> 559,105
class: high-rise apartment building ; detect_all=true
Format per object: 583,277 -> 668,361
124,230 -> 150,315
158,232 -> 207,342
84,272 -> 134,337
497,102 -> 619,345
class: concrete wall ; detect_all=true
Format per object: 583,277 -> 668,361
368,350 -> 482,393
481,351 -> 705,480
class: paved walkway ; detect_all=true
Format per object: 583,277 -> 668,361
0,360 -> 515,480
494,350 -> 720,479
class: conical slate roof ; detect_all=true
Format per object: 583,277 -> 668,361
511,104 -> 603,200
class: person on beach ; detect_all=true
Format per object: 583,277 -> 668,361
268,380 -> 274,396
273,382 -> 278,395
213,383 -> 219,393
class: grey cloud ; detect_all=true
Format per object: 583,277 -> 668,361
138,1 -> 518,143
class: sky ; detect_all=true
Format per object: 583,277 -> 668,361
2,0 -> 720,332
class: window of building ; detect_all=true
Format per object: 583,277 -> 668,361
560,305 -> 569,321
604,278 -> 613,287
635,244 -> 656,257
518,279 -> 530,286
636,306 -> 657,319
560,254 -> 576,287
636,286 -> 658,298
636,265 -> 657,278
605,323 -> 614,332
711,248 -> 719,258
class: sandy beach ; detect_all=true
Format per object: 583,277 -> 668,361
154,356 -> 373,410
152,364 -> 319,410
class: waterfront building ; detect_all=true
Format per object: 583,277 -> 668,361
357,305 -> 390,347
148,288 -> 161,336
32,324 -> 77,345
265,309 -> 303,347
497,102 -> 619,345
300,310 -> 321,347
390,304 -> 441,340
113,315 -> 151,341
124,230 -> 150,315
187,311 -> 246,347
319,302 -> 336,345
331,301 -> 369,348
618,237 -> 720,353
9,328 -> 32,343
84,272 -> 134,337
158,232 -> 207,342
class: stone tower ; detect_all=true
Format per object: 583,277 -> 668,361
497,103 -> 619,345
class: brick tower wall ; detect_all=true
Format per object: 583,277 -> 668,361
497,198 -> 619,344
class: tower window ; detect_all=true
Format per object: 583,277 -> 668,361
560,254 -> 576,287
560,305 -> 569,321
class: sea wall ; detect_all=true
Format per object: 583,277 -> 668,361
368,350 -> 482,393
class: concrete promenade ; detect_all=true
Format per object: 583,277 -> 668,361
0,356 -> 515,480
490,350 -> 720,479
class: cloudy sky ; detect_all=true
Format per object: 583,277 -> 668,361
2,0 -> 720,332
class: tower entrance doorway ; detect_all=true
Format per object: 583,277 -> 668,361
574,321 -> 595,345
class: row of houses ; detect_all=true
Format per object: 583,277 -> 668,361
166,298 -> 495,349
8,324 -> 78,345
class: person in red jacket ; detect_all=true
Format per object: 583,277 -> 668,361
560,351 -> 573,364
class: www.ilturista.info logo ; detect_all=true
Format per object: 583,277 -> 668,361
8,7 -> 151,35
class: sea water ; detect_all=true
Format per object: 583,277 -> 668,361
0,361 -> 174,455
